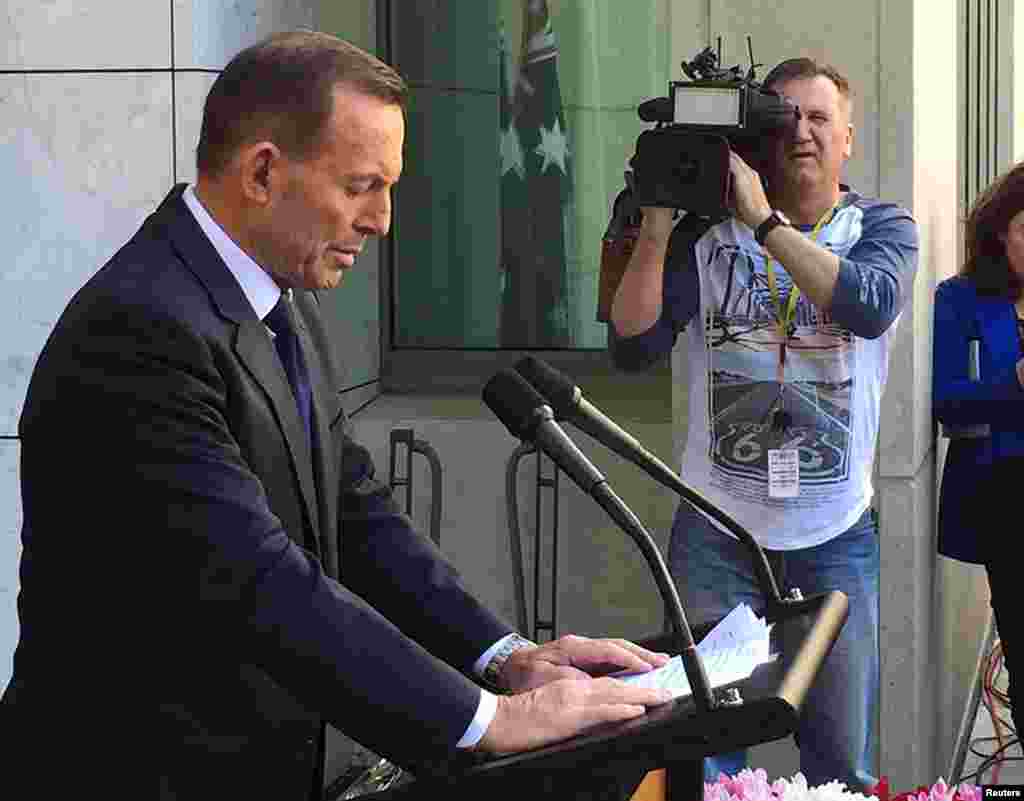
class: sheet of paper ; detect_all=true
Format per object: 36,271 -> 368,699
616,603 -> 775,698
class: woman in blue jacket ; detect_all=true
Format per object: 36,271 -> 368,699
934,162 -> 1024,735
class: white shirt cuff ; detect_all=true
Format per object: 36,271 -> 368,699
455,687 -> 498,749
456,634 -> 521,749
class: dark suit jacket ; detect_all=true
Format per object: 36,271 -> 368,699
2,186 -> 512,799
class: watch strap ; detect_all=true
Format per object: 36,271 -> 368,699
481,633 -> 536,690
755,211 -> 789,246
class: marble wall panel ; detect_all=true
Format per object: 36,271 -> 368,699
0,0 -> 170,70
0,440 -> 21,692
173,0 -> 318,70
0,73 -> 173,435
174,70 -> 219,185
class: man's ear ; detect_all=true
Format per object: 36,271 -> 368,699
238,141 -> 281,206
843,123 -> 854,161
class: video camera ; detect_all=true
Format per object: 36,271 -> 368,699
596,40 -> 799,322
627,39 -> 799,218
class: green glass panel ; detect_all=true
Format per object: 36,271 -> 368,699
392,0 -> 667,350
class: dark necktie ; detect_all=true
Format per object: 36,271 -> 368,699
264,293 -> 313,446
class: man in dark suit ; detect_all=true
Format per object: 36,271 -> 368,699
0,30 -> 671,800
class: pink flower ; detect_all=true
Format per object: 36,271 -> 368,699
952,782 -> 982,801
702,771 -> 978,801
885,778 -> 981,801
705,768 -> 778,801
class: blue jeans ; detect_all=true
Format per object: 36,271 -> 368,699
667,503 -> 879,792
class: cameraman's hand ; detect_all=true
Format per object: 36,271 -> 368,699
476,677 -> 672,755
728,151 -> 773,231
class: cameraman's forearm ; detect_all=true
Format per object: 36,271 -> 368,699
762,224 -> 840,310
610,229 -> 669,337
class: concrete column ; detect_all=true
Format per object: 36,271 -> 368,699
875,0 -> 959,787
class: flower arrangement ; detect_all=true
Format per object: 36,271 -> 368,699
872,777 -> 981,801
703,769 -> 981,801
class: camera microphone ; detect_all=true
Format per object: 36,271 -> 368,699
638,97 -> 673,123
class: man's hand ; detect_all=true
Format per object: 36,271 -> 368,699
497,634 -> 670,693
728,150 -> 841,309
476,676 -> 672,755
727,151 -> 773,231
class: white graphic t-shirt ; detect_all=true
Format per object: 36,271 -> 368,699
611,192 -> 919,550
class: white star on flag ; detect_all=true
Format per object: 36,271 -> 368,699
500,123 -> 526,180
534,117 -> 569,175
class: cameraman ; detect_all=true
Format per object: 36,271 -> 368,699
607,58 -> 919,791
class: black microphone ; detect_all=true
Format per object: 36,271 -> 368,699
482,368 -> 716,715
513,356 -> 783,606
638,96 -> 673,123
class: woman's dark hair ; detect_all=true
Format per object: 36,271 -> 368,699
196,30 -> 407,177
961,161 -> 1024,299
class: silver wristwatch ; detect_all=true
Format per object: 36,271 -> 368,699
482,633 -> 536,690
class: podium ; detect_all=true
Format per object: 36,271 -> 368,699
334,364 -> 852,801
347,589 -> 848,801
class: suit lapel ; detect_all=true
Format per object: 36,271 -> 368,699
233,322 -> 323,543
158,185 -> 323,553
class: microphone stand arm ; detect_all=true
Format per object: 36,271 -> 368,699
588,480 -> 717,716
570,405 -> 785,610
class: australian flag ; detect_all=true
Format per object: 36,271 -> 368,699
499,0 -> 573,348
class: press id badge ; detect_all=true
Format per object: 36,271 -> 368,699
768,448 -> 799,498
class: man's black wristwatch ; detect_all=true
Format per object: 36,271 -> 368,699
754,210 -> 792,246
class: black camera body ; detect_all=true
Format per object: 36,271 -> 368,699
628,44 -> 799,217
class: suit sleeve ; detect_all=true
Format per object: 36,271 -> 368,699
333,433 -> 515,674
26,299 -> 495,771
